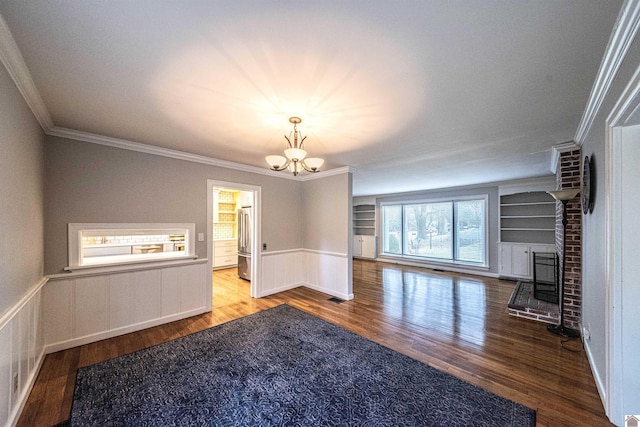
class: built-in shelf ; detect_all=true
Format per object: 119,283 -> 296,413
500,202 -> 555,206
501,215 -> 555,219
500,192 -> 556,244
354,204 -> 376,236
213,190 -> 238,240
501,228 -> 555,231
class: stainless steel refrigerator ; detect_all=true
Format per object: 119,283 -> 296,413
237,206 -> 252,281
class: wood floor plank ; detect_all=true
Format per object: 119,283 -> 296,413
17,261 -> 612,426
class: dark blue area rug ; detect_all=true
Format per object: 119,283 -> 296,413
70,304 -> 535,426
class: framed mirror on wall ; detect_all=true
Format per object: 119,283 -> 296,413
583,155 -> 594,214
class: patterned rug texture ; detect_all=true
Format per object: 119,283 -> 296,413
69,304 -> 535,426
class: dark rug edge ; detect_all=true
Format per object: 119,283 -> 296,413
65,304 -> 291,425
69,303 -> 537,425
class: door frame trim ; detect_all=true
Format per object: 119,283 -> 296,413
207,179 -> 262,307
604,61 -> 640,425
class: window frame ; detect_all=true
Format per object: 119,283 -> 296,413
380,195 -> 488,267
67,223 -> 197,271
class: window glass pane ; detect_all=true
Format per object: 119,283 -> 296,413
455,199 -> 485,263
382,205 -> 402,255
81,231 -> 186,266
403,202 -> 452,260
68,223 -> 195,270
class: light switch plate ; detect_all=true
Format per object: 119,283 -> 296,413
198,233 -> 204,242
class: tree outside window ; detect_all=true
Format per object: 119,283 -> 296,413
381,197 -> 486,266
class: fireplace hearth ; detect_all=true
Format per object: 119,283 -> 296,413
533,252 -> 559,304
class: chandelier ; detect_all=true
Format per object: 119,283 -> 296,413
265,117 -> 324,176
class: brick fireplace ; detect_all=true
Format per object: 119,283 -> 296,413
555,147 -> 582,330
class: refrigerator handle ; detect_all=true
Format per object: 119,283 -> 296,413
241,212 -> 246,249
240,213 -> 244,249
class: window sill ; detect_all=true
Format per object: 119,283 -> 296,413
378,254 -> 489,271
53,256 -> 204,278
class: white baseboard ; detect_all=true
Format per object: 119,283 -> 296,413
7,348 -> 45,427
301,282 -> 354,301
257,282 -> 301,298
44,306 -> 209,354
583,337 -> 608,417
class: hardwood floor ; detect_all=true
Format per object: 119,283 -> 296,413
18,260 -> 611,426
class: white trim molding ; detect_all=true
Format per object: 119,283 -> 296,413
1,13 -> 353,182
0,13 -> 53,130
48,126 -> 352,181
0,277 -> 47,427
574,0 -> 640,144
601,61 -> 640,426
550,141 -> 580,174
498,175 -> 556,196
0,277 -> 47,331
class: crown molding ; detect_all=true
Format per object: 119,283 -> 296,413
0,12 -> 53,130
550,141 -> 580,174
47,126 -> 296,178
498,175 -> 556,196
47,126 -> 349,180
574,0 -> 640,144
1,11 -> 347,182
297,166 -> 354,181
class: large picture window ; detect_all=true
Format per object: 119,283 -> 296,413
381,197 -> 487,266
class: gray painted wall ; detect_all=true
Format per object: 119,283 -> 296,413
44,136 -> 304,274
370,185 -> 500,274
302,173 -> 351,254
0,64 -> 45,316
580,35 -> 640,414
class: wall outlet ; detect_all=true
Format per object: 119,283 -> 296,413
262,243 -> 267,250
583,324 -> 591,340
198,233 -> 204,242
13,372 -> 18,393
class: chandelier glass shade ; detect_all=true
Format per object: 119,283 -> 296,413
265,117 -> 324,176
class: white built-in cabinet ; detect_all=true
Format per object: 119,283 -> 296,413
353,203 -> 376,259
213,239 -> 237,269
498,187 -> 557,280
213,189 -> 238,269
498,242 -> 555,280
354,235 -> 376,259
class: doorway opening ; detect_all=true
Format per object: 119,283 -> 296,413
206,180 -> 261,311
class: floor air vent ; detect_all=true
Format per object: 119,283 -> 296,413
328,297 -> 344,304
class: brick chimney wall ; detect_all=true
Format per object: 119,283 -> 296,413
557,149 -> 582,329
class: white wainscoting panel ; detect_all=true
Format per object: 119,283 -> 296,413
161,268 -> 179,316
259,250 -> 303,297
109,272 -> 133,330
0,319 -> 9,426
132,269 -> 162,324
179,264 -> 206,311
75,275 -> 109,338
301,250 -> 352,301
44,260 -> 209,353
42,280 -> 73,346
0,278 -> 46,427
259,249 -> 352,300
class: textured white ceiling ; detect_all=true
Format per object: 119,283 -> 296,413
0,0 -> 622,195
